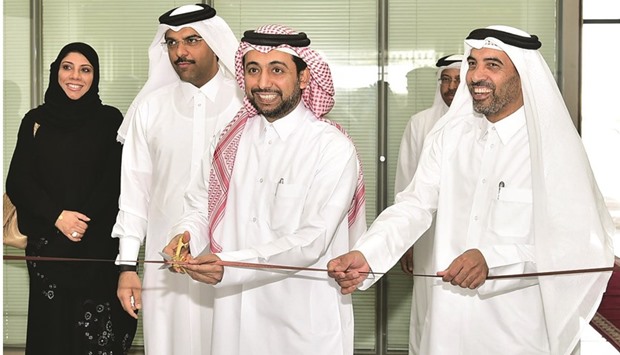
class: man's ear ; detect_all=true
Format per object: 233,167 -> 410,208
299,68 -> 311,90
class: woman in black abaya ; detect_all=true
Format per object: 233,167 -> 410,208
6,42 -> 137,354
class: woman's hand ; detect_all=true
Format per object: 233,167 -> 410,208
55,210 -> 91,242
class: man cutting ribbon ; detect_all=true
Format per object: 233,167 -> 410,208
328,25 -> 614,355
163,24 -> 366,355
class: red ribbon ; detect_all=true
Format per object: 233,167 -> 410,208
3,255 -> 615,279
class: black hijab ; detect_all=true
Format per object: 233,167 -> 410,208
41,42 -> 103,127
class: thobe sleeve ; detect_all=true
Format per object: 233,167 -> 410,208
214,135 -> 359,287
476,243 -> 538,296
112,106 -> 152,265
355,128 -> 442,290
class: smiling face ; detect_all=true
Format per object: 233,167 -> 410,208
466,47 -> 523,122
243,49 -> 310,122
57,52 -> 94,100
165,27 -> 219,87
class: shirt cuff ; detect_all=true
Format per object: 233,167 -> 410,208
353,242 -> 391,290
115,236 -> 142,265
212,250 -> 260,287
357,269 -> 377,290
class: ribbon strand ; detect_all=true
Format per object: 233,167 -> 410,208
3,255 -> 615,279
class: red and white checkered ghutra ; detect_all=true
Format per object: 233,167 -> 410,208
206,24 -> 366,253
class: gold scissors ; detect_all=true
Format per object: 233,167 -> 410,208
159,235 -> 189,273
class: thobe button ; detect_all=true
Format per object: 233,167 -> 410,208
252,217 -> 257,222
268,140 -> 272,145
474,216 -> 479,221
482,178 -> 487,184
259,178 -> 264,183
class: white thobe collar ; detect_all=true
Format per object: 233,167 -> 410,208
178,68 -> 224,104
259,102 -> 308,142
478,106 -> 526,145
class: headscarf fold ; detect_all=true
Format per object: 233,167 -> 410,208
41,42 -> 102,128
430,25 -> 614,355
117,4 -> 238,142
207,24 -> 366,253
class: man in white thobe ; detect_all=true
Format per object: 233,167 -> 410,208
328,25 -> 614,355
163,24 -> 366,355
395,54 -> 462,275
111,4 -> 242,355
395,54 -> 463,194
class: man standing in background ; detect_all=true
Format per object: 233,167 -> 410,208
395,54 -> 463,194
112,4 -> 243,354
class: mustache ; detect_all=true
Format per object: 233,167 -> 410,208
174,57 -> 195,65
250,88 -> 281,95
469,80 -> 495,90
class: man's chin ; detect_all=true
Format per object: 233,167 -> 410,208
251,100 -> 281,117
472,103 -> 489,115
260,110 -> 282,120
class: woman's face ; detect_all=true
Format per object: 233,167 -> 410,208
57,52 -> 94,100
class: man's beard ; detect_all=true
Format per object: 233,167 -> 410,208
469,75 -> 520,117
249,81 -> 303,120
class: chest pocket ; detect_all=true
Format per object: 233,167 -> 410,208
488,187 -> 532,239
269,183 -> 306,233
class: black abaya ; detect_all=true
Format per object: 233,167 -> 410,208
6,42 -> 137,355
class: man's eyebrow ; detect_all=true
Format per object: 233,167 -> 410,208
245,60 -> 291,68
482,56 -> 504,65
268,60 -> 290,67
467,55 -> 504,65
164,34 -> 201,40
